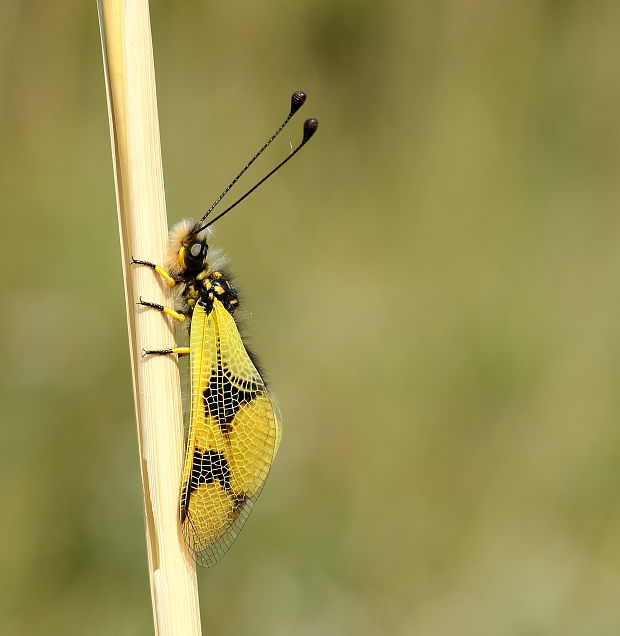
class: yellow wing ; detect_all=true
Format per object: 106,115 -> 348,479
180,298 -> 281,567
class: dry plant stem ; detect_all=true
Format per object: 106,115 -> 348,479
97,1 -> 202,634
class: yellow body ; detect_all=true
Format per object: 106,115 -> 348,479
180,299 -> 281,567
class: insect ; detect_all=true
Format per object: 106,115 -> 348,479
133,91 -> 318,567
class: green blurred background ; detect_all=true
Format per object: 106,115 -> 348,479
2,1 -> 620,634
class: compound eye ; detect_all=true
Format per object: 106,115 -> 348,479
190,243 -> 203,258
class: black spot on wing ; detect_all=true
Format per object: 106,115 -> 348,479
203,363 -> 262,432
196,449 -> 230,488
181,449 -> 232,522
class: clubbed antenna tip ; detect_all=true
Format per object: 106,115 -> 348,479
290,90 -> 307,115
302,118 -> 319,143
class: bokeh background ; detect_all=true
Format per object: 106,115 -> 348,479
2,1 -> 620,634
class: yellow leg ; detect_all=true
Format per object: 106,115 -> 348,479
138,299 -> 186,322
163,306 -> 186,322
132,258 -> 176,288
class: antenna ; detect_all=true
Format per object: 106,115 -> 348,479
198,90 -> 308,225
197,118 -> 319,232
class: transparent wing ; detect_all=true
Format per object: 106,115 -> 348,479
180,299 -> 281,567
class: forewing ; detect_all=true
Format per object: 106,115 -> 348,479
180,299 -> 280,567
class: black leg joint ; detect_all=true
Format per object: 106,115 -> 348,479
132,258 -> 156,268
143,348 -> 175,357
138,298 -> 164,311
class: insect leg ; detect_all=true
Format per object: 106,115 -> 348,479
138,298 -> 186,323
131,258 -> 176,288
143,347 -> 190,357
